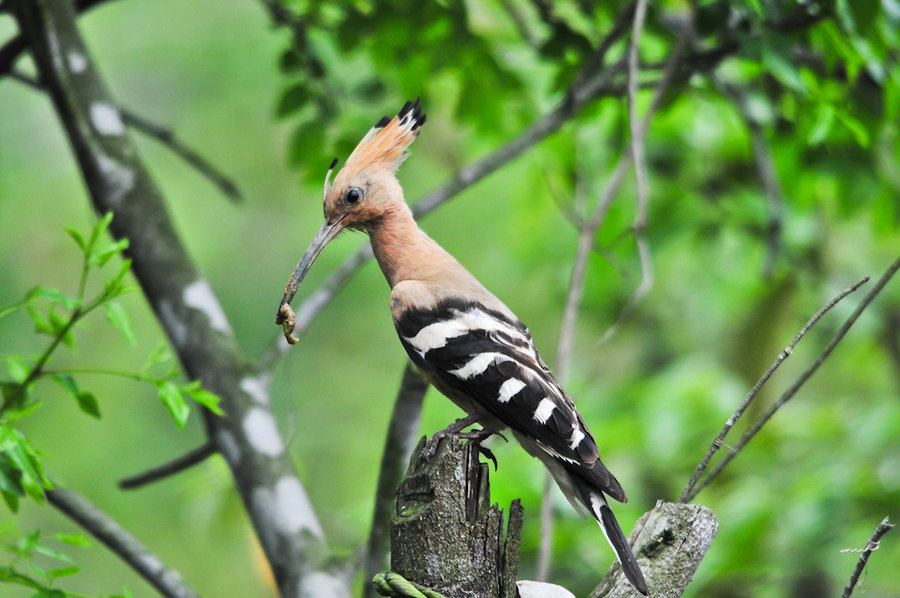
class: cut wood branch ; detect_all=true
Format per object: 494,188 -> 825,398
48,486 -> 202,598
590,501 -> 718,598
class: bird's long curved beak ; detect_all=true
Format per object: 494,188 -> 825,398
275,216 -> 347,344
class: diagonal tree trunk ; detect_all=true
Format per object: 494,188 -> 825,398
10,1 -> 342,596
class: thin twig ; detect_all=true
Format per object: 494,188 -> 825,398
679,276 -> 870,503
47,486 -> 202,598
9,70 -> 243,202
595,7 -> 694,346
841,516 -> 894,598
362,364 -> 429,598
684,254 -> 900,502
536,0 -> 664,579
119,442 -> 216,490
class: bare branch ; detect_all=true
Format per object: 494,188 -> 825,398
0,0 -> 118,78
9,69 -> 243,203
363,364 -> 429,598
596,9 -> 694,346
679,276 -> 870,503
47,486 -> 202,598
537,5 -> 691,578
684,253 -> 900,502
841,516 -> 895,598
119,442 -> 216,490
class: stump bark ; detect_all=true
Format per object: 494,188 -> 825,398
390,436 -> 521,598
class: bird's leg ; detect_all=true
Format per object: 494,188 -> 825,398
423,414 -> 508,470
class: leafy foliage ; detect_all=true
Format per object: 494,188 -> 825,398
0,215 -> 223,593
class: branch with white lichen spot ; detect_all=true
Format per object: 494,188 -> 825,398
11,1 -> 340,596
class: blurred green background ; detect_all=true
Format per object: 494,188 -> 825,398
1,0 -> 899,597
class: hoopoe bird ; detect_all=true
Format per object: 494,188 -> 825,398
276,99 -> 648,595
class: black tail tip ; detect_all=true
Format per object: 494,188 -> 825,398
599,503 -> 649,595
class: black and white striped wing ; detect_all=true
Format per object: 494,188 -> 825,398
394,298 -> 625,501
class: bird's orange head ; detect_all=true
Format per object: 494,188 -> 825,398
323,98 -> 425,230
276,99 -> 426,341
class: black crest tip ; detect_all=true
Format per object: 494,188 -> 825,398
328,157 -> 339,170
397,97 -> 426,132
374,115 -> 391,128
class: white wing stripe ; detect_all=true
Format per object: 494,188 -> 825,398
404,319 -> 469,352
450,307 -> 532,347
449,352 -> 512,379
497,378 -> 526,403
533,397 -> 556,424
569,426 -> 585,450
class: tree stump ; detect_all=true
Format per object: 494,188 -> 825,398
390,436 -> 522,598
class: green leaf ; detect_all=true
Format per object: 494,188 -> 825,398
15,529 -> 41,556
5,443 -> 46,502
157,382 -> 190,428
807,103 -> 835,145
53,374 -> 99,417
63,227 -> 86,253
0,564 -> 43,588
763,47 -> 806,94
104,259 -> 133,298
276,82 -> 310,118
5,357 -> 29,384
183,386 -> 225,416
2,401 -> 43,424
47,566 -> 79,581
94,211 -> 114,241
75,392 -> 101,419
26,287 -> 80,311
835,109 -> 871,146
90,238 -> 129,268
51,373 -> 79,399
0,489 -> 19,512
141,343 -> 172,373
25,305 -> 53,336
52,533 -> 90,547
32,589 -> 67,598
48,309 -> 75,348
105,302 -> 136,347
27,562 -> 47,580
34,543 -> 73,564
0,459 -> 24,512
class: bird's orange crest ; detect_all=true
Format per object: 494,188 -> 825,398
324,98 -> 426,197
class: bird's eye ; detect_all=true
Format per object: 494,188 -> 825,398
345,188 -> 362,205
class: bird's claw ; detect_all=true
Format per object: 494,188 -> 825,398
458,428 -> 507,470
423,417 -> 506,470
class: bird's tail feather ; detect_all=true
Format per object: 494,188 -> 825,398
589,492 -> 648,595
